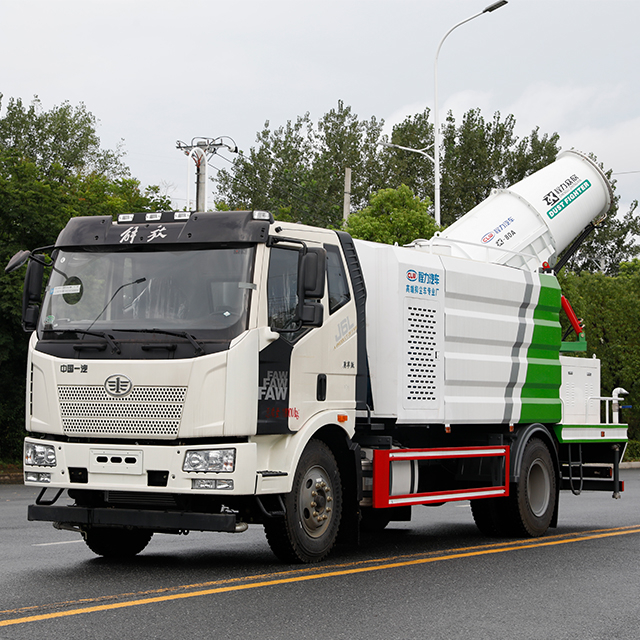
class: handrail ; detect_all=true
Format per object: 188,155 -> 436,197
587,391 -> 628,424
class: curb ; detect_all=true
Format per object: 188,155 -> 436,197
0,472 -> 23,485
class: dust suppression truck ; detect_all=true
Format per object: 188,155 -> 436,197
6,148 -> 627,562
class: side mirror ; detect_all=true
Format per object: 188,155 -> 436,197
298,301 -> 323,327
301,248 -> 326,298
297,248 -> 326,328
5,250 -> 31,274
22,259 -> 45,332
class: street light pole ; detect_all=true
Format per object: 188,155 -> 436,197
433,0 -> 508,227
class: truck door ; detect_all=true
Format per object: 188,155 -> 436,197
257,243 -> 357,435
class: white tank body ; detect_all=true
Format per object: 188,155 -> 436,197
429,149 -> 613,271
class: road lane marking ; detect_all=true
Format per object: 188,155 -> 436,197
32,540 -> 84,547
3,524 -> 640,627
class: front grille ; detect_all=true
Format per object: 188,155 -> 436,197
105,491 -> 178,507
58,385 -> 186,438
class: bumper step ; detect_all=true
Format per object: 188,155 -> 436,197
28,504 -> 237,533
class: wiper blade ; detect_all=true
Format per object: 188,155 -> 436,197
87,277 -> 147,332
115,328 -> 205,356
53,328 -> 121,354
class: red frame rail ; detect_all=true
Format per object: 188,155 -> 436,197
372,446 -> 510,508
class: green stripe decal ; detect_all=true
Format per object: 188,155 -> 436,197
520,273 -> 562,424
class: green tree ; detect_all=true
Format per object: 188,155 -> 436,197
439,109 -> 561,226
0,97 -> 169,460
0,94 -> 129,178
382,109 -> 435,205
217,104 -> 568,233
559,264 -> 640,440
345,184 -> 438,245
561,186 -> 639,276
216,101 -> 384,228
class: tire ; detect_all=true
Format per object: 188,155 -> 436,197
470,497 -> 509,537
264,440 -> 342,563
505,437 -> 556,537
83,527 -> 153,558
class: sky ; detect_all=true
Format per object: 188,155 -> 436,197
1,0 -> 638,215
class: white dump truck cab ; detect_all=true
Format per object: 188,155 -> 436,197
17,210 -> 363,561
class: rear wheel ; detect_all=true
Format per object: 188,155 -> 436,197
471,497 -> 509,536
509,438 -> 556,537
83,527 -> 153,558
472,438 -> 556,538
264,439 -> 342,563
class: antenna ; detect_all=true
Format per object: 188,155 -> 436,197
176,137 -> 238,212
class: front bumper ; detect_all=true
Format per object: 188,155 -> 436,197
28,503 -> 238,532
23,437 -> 258,495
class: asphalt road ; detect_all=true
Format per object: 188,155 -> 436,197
2,472 -> 640,639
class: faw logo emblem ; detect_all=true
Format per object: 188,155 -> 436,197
105,374 -> 133,397
259,370 -> 288,401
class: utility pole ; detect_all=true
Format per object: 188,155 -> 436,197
343,167 -> 352,224
176,137 -> 238,212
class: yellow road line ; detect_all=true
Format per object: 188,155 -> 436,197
5,522 -> 637,617
3,525 -> 640,628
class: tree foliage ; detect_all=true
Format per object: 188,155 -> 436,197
215,101 -> 384,228
560,263 -> 640,439
0,94 -> 129,179
217,102 -> 637,276
561,178 -> 639,276
216,103 -> 564,229
440,109 -> 561,226
0,96 -> 170,460
345,184 -> 438,246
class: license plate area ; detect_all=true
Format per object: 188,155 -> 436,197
89,449 -> 144,475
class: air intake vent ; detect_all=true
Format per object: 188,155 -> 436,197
404,304 -> 438,405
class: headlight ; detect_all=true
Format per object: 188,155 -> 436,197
25,442 -> 57,467
182,448 -> 235,473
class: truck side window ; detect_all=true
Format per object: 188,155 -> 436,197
268,247 -> 299,331
325,245 -> 350,314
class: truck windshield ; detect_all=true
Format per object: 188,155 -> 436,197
39,246 -> 256,341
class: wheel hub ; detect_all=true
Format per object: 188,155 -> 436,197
299,465 -> 334,538
527,457 -> 551,517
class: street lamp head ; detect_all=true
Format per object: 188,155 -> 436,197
483,0 -> 508,13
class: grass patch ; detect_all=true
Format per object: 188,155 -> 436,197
0,460 -> 22,475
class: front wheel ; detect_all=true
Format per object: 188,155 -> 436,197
83,527 -> 153,558
264,439 -> 342,563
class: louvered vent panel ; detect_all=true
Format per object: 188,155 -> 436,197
405,305 -> 438,404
